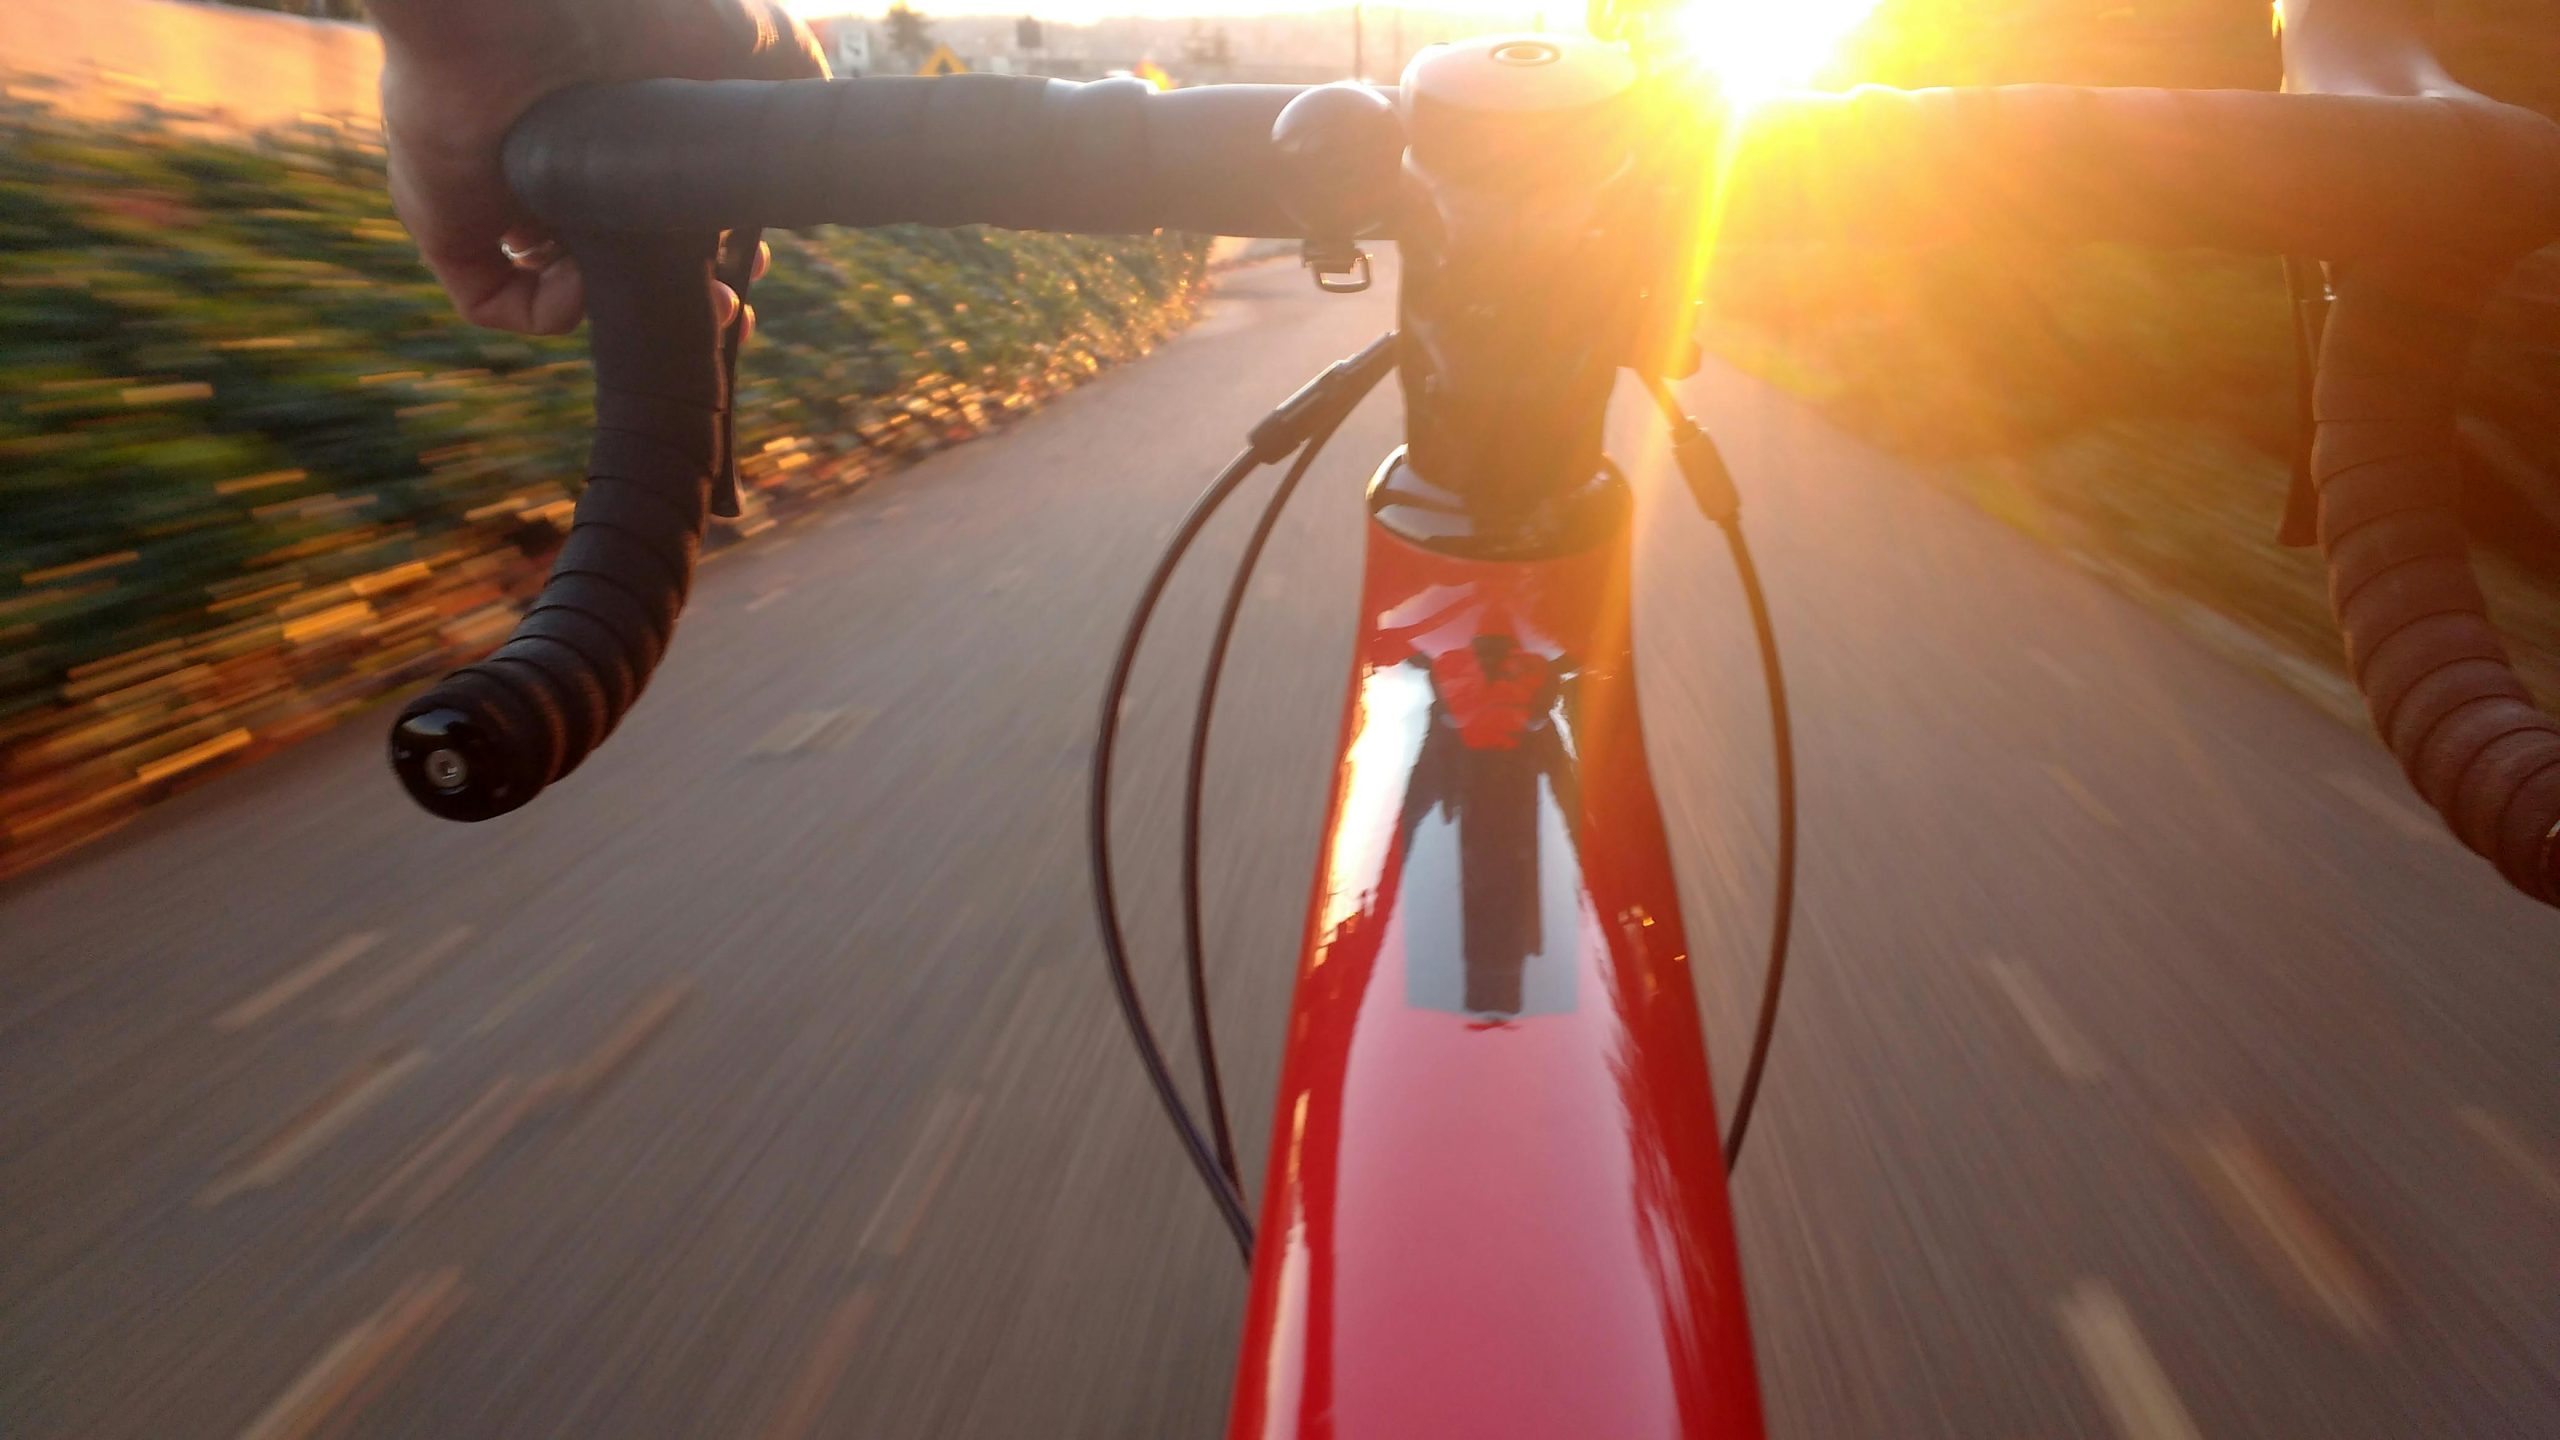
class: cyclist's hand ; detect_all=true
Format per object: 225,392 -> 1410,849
372,0 -> 826,335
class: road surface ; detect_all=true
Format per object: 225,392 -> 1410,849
5,257 -> 2558,1439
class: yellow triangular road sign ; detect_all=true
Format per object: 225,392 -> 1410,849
917,44 -> 968,77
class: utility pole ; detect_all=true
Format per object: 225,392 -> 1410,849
1352,3 -> 1365,81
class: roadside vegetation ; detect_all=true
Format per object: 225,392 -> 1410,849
0,96 -> 1206,873
1702,0 -> 2560,711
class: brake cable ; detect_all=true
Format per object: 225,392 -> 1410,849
1641,374 -> 1799,1174
1178,346 -> 1395,1188
1090,334 -> 1397,1262
1095,341 -> 1786,1260
2277,254 -> 2331,548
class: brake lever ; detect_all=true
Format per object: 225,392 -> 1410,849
709,226 -> 762,519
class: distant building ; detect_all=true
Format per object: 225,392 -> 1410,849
214,1 -> 370,19
810,18 -> 874,76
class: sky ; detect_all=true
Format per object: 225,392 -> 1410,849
785,1 -> 1514,25
782,0 -> 1888,98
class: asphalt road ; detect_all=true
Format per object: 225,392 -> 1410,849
6,256 -> 2559,1439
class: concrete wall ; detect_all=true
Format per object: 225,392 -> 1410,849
0,0 -> 381,128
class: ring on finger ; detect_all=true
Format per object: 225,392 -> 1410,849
500,237 -> 562,268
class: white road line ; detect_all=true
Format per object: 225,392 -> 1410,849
858,1092 -> 982,1257
809,706 -> 879,752
749,706 -> 879,757
467,941 -> 594,1038
214,932 -> 383,1031
759,1290 -> 876,1440
2024,645 -> 2092,693
348,1071 -> 537,1229
2190,1121 -> 2384,1340
555,981 -> 692,1100
1981,958 -> 2107,1083
2323,771 -> 2453,848
2457,1106 -> 2560,1209
2042,762 -> 2122,828
347,1075 -> 541,1230
744,587 -> 791,614
234,1269 -> 465,1440
199,1049 -> 431,1205
2057,1280 -> 2205,1440
979,966 -> 1069,1084
750,709 -> 839,757
331,925 -> 474,1022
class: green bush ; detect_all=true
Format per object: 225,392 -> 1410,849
0,97 -> 1205,869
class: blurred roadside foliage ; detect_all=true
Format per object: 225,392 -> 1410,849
0,93 -> 1204,872
1704,0 -> 2560,695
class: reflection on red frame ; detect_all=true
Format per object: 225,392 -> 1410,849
1228,491 -> 1767,1440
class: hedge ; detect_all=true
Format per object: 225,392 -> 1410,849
0,95 -> 1207,873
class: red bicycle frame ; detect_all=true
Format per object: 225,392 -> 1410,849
1212,37 -> 1767,1435
1227,453 -> 1765,1438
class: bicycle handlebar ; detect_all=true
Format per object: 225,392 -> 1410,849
1727,85 -> 2560,901
501,76 -> 1323,238
387,56 -> 2560,904
492,74 -> 2560,256
1727,86 -> 2560,262
2317,276 -> 2560,900
389,232 -> 723,820
388,77 -> 1333,819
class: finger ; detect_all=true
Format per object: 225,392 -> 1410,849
658,1 -> 830,81
423,244 -> 585,335
751,241 -> 771,282
522,257 -> 584,335
745,2 -> 832,79
391,156 -> 582,334
741,304 -> 758,345
713,280 -> 742,329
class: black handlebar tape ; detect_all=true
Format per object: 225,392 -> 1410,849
2316,272 -> 2560,902
1729,87 -> 2560,267
390,235 -> 722,821
502,76 -> 1321,240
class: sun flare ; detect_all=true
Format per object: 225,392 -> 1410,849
1669,0 -> 1880,102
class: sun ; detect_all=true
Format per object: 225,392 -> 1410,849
1669,0 -> 1880,103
